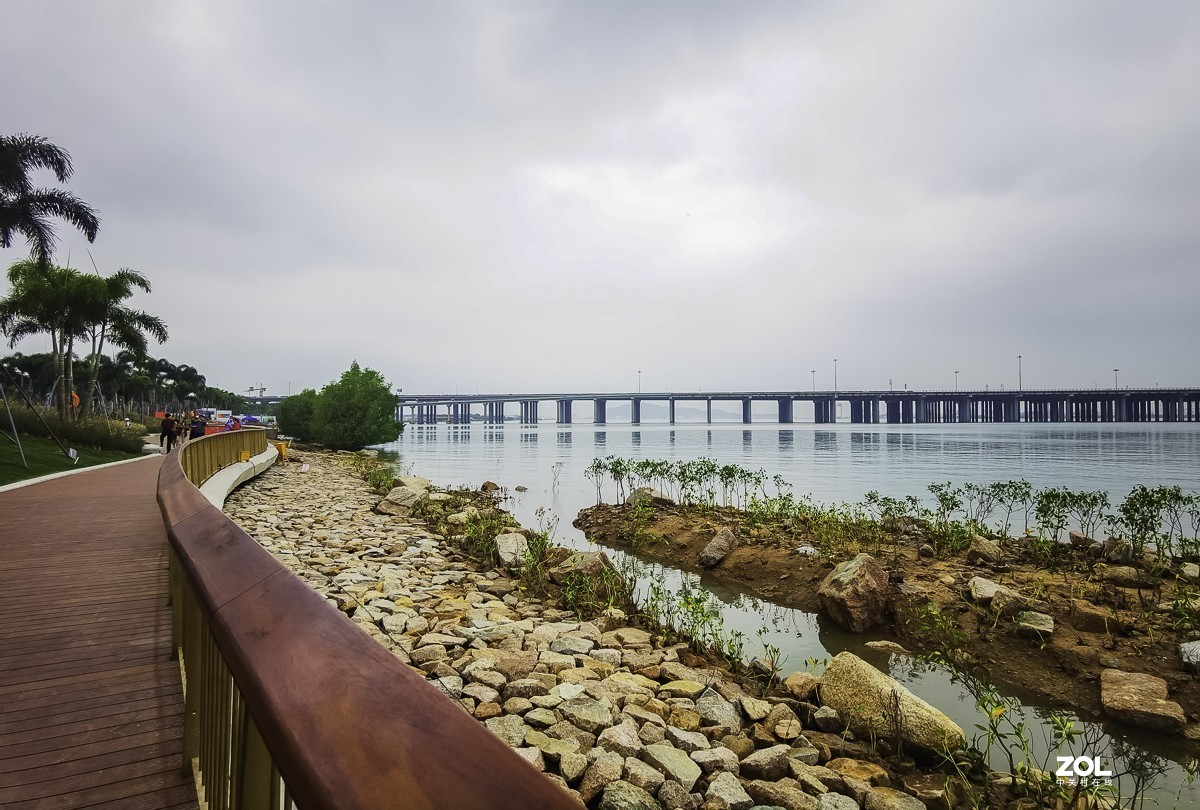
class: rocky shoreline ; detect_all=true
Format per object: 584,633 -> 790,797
224,450 -> 1109,809
573,498 -> 1200,744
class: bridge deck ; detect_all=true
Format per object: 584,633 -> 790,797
0,456 -> 197,809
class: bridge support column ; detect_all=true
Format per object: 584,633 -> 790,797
850,400 -> 863,423
669,399 -> 676,424
594,398 -> 606,425
631,398 -> 641,425
742,398 -> 752,424
706,399 -> 712,423
778,398 -> 793,423
556,400 -> 572,424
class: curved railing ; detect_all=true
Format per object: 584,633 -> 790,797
159,430 -> 575,809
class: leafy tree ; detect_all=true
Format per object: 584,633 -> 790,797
311,362 -> 401,450
0,260 -> 87,417
0,134 -> 100,266
278,388 -> 318,440
77,268 -> 168,416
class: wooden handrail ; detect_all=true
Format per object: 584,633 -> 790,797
161,435 -> 577,809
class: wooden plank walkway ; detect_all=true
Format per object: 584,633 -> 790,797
0,456 -> 198,809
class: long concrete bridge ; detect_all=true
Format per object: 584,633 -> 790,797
396,388 -> 1200,425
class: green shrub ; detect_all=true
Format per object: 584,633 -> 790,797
2,406 -> 144,453
311,362 -> 402,451
278,388 -> 318,440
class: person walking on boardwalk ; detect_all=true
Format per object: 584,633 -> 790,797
160,413 -> 177,453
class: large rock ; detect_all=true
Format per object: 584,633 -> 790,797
707,770 -> 754,810
817,553 -> 892,632
746,778 -> 819,810
1099,669 -> 1185,733
1069,600 -> 1125,634
820,652 -> 965,754
1181,640 -> 1200,674
1015,611 -> 1053,639
641,743 -> 702,792
375,485 -> 426,516
598,780 -> 660,810
626,487 -> 675,507
598,719 -> 643,758
580,751 -> 625,802
965,535 -> 1003,565
696,688 -> 741,730
550,551 -> 626,603
965,576 -> 1027,616
495,532 -> 529,567
394,474 -> 431,491
1099,565 -> 1152,588
740,744 -> 792,781
699,527 -> 738,568
560,696 -> 615,734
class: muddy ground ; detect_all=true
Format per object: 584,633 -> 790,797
573,501 -> 1200,737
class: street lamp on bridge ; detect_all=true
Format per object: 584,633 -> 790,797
1018,355 -> 1023,392
1114,368 -> 1119,389
637,370 -> 642,394
955,370 -> 959,391
833,359 -> 838,393
811,370 -> 816,391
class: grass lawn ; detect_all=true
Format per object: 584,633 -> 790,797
0,432 -> 143,486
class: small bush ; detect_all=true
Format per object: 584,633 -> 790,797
3,406 -> 144,453
311,362 -> 402,450
278,388 -> 318,440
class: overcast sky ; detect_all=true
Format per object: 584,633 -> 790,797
3,1 -> 1198,397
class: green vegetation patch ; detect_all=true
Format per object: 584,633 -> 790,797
0,432 -> 140,486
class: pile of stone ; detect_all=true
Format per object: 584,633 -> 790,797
224,452 -> 966,810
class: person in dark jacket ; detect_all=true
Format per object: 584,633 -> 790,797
160,413 -> 176,453
190,415 -> 206,440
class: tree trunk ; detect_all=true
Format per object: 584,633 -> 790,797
64,337 -> 76,420
51,331 -> 66,420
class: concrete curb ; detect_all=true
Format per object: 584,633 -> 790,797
199,444 -> 279,509
0,452 -> 158,494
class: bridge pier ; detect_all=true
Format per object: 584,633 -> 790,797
556,399 -> 572,424
706,399 -> 712,423
742,398 -> 752,424
632,398 -> 642,425
778,398 -> 793,423
669,399 -> 676,424
594,398 -> 607,425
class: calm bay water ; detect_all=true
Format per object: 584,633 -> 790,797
380,421 -> 1200,802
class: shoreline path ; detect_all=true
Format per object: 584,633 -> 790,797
0,455 -> 198,809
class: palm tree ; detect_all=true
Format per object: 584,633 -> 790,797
77,269 -> 168,417
0,134 -> 100,266
0,259 -> 86,417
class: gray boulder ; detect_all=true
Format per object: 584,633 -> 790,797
375,485 -> 426,516
699,527 -> 738,568
1181,640 -> 1200,674
966,535 -> 1003,565
627,487 -> 675,507
707,771 -> 753,810
820,652 -> 965,754
495,532 -> 529,567
1099,669 -> 1185,734
817,553 -> 891,632
598,780 -> 660,810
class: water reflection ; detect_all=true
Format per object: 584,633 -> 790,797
388,421 -> 1200,803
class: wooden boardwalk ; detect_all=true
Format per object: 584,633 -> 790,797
0,456 -> 198,809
